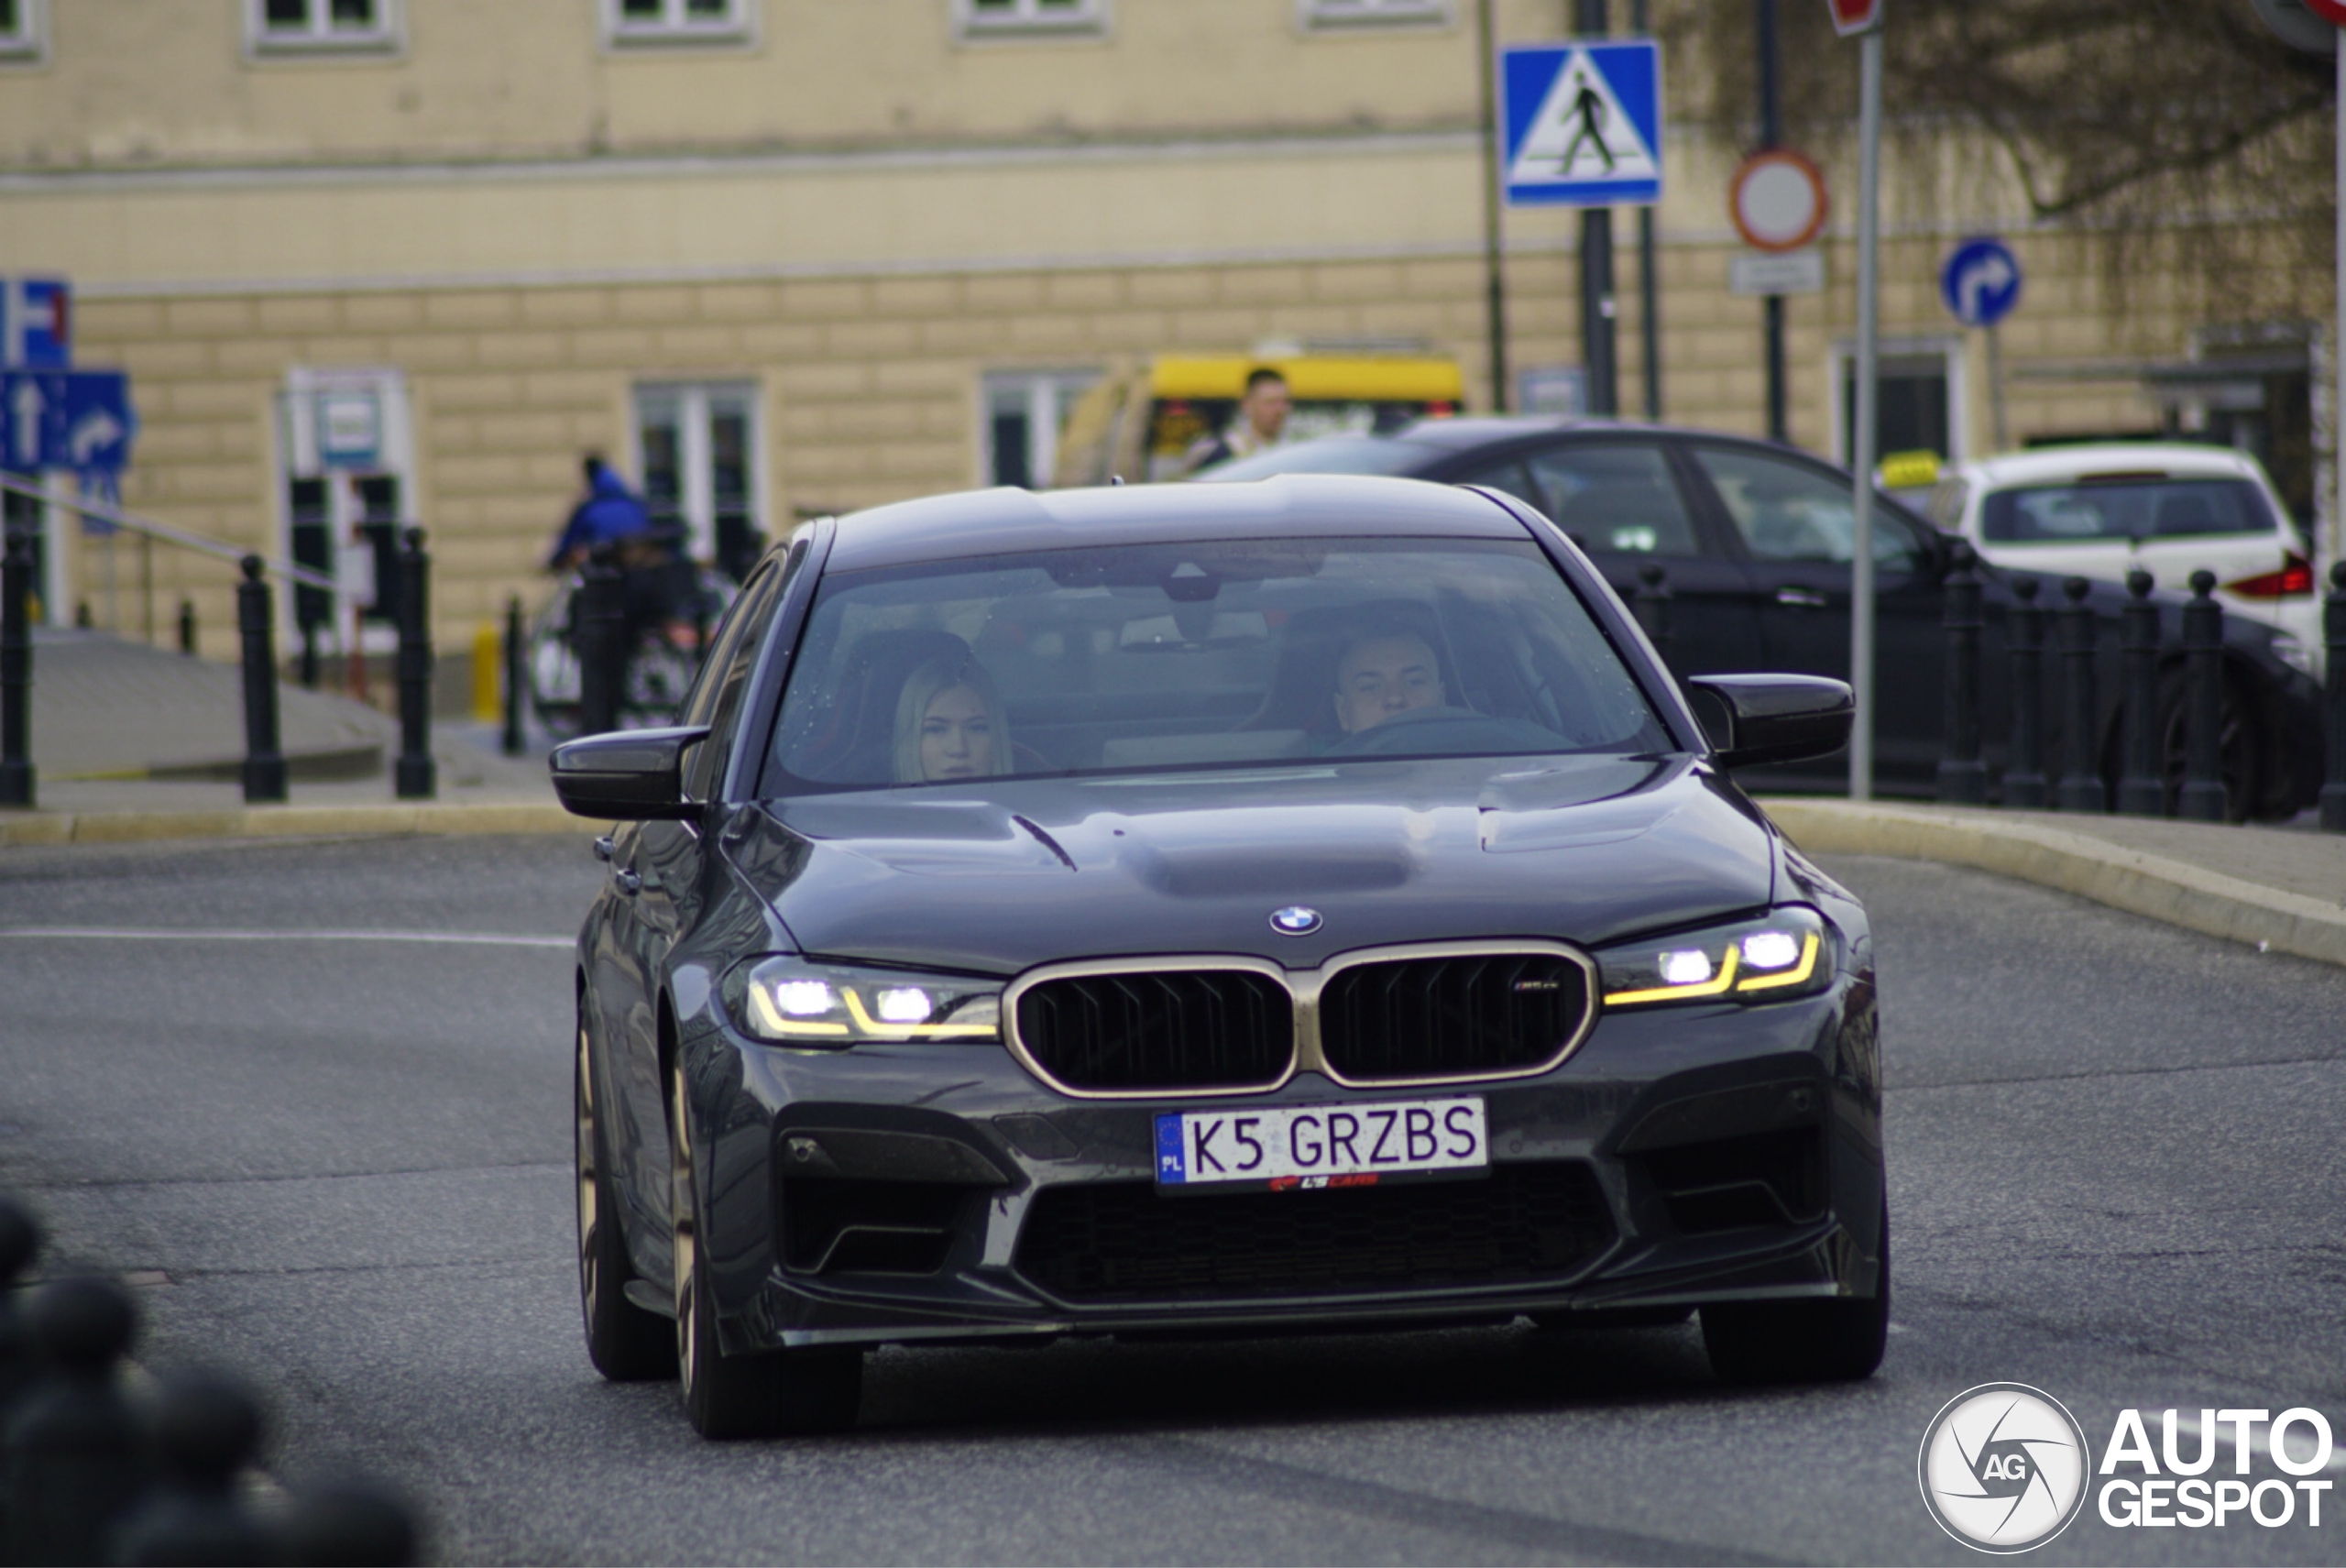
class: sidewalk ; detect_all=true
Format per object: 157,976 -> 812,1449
1760,797 -> 2346,969
3,630 -> 579,845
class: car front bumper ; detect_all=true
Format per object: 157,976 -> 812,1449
677,974 -> 1885,1355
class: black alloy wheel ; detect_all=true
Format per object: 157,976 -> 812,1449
668,1064 -> 863,1439
576,1016 -> 675,1381
1699,1201 -> 1890,1384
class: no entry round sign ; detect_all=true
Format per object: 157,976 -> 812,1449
1728,149 -> 1830,254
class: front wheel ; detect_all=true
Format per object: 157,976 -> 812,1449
576,1018 -> 674,1381
1701,1204 -> 1889,1385
669,1066 -> 862,1439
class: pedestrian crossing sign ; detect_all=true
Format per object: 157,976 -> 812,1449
1499,40 -> 1664,208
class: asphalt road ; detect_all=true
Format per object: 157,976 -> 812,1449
2,832 -> 2342,1566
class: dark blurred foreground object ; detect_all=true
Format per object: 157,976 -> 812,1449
114,1369 -> 273,1567
3,1275 -> 148,1565
0,1194 -> 421,1566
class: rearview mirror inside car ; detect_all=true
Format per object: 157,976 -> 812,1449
1683,675 -> 1853,769
550,726 -> 710,820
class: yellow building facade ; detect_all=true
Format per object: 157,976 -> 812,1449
0,0 -> 2308,657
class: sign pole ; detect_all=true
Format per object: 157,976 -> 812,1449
1849,18 -> 1883,800
1758,0 -> 1788,443
1632,0 -> 1661,419
1577,0 -> 1617,416
1476,0 -> 1509,411
1986,319 -> 2009,453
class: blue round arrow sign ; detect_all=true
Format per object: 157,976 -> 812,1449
1940,236 -> 2023,329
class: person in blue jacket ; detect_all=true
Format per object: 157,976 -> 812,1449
548,454 -> 653,570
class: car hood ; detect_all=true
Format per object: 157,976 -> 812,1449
728,753 -> 1778,975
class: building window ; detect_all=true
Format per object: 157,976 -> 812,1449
0,0 -> 49,62
1299,0 -> 1450,28
955,0 -> 1107,40
248,0 -> 400,53
604,0 -> 754,48
1834,339 -> 1966,471
982,369 -> 1101,489
635,383 -> 764,584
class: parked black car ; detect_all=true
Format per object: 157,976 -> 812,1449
1201,419 -> 2325,819
556,476 -> 1886,1439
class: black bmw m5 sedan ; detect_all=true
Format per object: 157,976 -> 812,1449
554,474 -> 1886,1439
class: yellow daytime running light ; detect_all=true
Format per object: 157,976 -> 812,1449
1605,946 -> 1739,1006
1733,931 -> 1820,992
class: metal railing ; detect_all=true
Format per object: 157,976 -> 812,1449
0,473 -> 335,647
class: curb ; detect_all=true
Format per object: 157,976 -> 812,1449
1759,797 -> 2346,970
0,801 -> 609,848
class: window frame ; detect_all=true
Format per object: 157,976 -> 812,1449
630,379 -> 766,583
1296,0 -> 1453,31
600,0 -> 758,50
952,0 -> 1110,42
246,0 -> 402,58
0,0 -> 49,64
980,367 -> 1102,489
1683,438 -> 1930,574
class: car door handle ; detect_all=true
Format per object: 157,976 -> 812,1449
613,868 -> 641,896
1775,587 -> 1829,609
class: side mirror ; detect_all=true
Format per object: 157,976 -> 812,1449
550,726 -> 710,820
1683,674 -> 1852,769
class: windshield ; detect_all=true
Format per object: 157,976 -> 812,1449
1980,478 -> 2276,543
762,537 -> 1671,794
1194,435 -> 1443,481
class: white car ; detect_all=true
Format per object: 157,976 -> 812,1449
1927,444 -> 2319,674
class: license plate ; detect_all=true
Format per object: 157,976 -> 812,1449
1153,1097 -> 1487,1191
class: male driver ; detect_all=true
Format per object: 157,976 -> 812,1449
1185,367 -> 1292,474
1333,630 -> 1446,735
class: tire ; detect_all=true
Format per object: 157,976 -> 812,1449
576,1017 -> 676,1381
1701,1204 -> 1889,1385
669,1066 -> 862,1440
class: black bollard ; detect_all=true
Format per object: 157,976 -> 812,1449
2003,576 -> 2048,808
177,600 -> 195,657
501,595 -> 526,759
114,1368 -> 277,1568
0,522 -> 31,809
1936,540 -> 1987,805
2179,567 -> 2227,823
1632,562 -> 1672,664
2116,568 -> 2165,817
278,1475 -> 422,1567
236,556 -> 288,805
298,618 -> 321,691
2055,576 -> 2103,812
71,601 -> 89,630
2323,562 -> 2346,834
394,529 -> 435,800
2,1277 -> 148,1567
575,547 -> 628,738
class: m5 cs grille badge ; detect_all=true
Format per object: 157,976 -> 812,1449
1268,906 -> 1323,937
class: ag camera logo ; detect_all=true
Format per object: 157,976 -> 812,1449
1918,1383 -> 2089,1553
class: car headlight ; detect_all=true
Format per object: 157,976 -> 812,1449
723,956 -> 1003,1046
1595,905 -> 1830,1008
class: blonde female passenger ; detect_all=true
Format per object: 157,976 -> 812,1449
893,655 -> 1014,784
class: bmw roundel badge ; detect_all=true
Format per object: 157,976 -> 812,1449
1269,905 -> 1323,937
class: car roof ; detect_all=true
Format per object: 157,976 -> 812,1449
822,474 -> 1533,571
1955,443 -> 2267,488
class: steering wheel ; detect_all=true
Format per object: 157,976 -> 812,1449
1321,706 -> 1566,758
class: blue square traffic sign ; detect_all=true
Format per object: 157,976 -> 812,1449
0,369 -> 135,477
4,278 -> 71,369
1500,40 -> 1665,208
